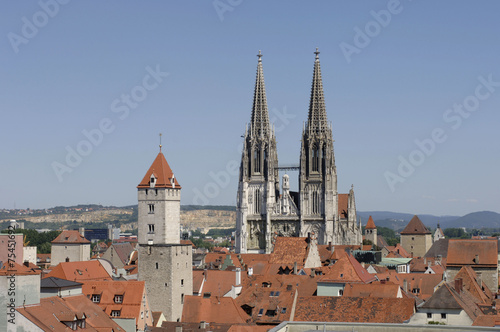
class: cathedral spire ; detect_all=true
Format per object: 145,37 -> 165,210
307,47 -> 328,134
250,50 -> 270,137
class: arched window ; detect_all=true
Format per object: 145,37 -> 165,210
254,189 -> 261,214
253,148 -> 261,173
312,144 -> 319,172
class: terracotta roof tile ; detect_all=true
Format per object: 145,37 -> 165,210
44,260 -> 112,282
51,230 -> 90,244
365,216 -> 376,229
318,254 -> 376,284
0,261 -> 40,276
16,295 -> 124,331
343,282 -> 401,298
400,215 -> 431,235
194,269 -> 244,297
293,296 -> 415,323
182,296 -> 249,324
137,152 -> 181,188
447,239 -> 498,267
81,280 -> 151,324
269,237 -> 309,265
338,194 -> 348,219
236,274 -> 316,324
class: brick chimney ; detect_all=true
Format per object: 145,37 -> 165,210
474,254 -> 479,264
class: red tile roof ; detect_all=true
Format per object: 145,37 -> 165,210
137,152 -> 181,188
365,216 -> 376,229
454,265 -> 493,304
44,260 -> 112,282
343,282 -> 401,298
182,296 -> 249,324
318,254 -> 376,284
293,296 -> 415,323
16,295 -> 124,331
338,194 -> 348,219
0,261 -> 40,276
400,215 -> 431,235
194,269 -> 243,297
51,230 -> 90,244
447,239 -> 498,267
81,280 -> 151,324
236,274 -> 317,324
269,237 -> 310,265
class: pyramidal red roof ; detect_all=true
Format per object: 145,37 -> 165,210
365,216 -> 376,229
137,152 -> 181,189
400,215 -> 430,235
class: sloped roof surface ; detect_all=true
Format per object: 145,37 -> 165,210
447,239 -> 498,267
41,276 -> 83,288
294,296 -> 415,323
44,260 -> 112,282
318,254 -> 376,284
16,295 -> 124,331
365,216 -> 376,229
182,296 -> 249,324
138,152 -> 181,188
52,230 -> 90,244
424,239 -> 449,258
269,237 -> 309,265
400,215 -> 431,235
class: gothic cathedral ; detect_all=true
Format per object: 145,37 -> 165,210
236,50 -> 362,254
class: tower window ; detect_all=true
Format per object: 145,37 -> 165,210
156,262 -> 159,269
148,204 -> 155,214
312,144 -> 319,172
148,224 -> 155,233
253,148 -> 261,173
254,189 -> 261,214
181,293 -> 184,304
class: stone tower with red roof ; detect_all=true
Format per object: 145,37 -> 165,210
236,50 -> 362,254
137,149 -> 192,321
365,216 -> 377,247
400,215 -> 432,257
51,230 -> 90,266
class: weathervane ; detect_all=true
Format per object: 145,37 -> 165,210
159,133 -> 162,152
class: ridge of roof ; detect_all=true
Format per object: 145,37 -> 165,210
137,152 -> 181,189
400,215 -> 431,235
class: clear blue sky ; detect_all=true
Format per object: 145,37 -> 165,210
1,1 -> 499,216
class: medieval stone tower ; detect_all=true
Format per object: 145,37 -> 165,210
236,50 -> 362,254
364,216 -> 377,247
137,148 -> 192,321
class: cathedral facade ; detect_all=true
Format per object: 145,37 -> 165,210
235,50 -> 362,254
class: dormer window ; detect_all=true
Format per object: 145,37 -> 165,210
150,175 -> 156,188
114,295 -> 123,303
111,310 -> 121,317
91,294 -> 100,303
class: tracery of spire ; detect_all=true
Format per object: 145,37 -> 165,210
306,48 -> 329,134
250,50 -> 271,138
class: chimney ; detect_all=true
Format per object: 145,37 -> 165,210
79,227 -> 85,237
293,262 -> 297,275
235,268 -> 241,286
204,269 -> 207,281
424,257 -> 427,264
248,267 -> 253,277
474,254 -> 479,264
403,279 -> 408,293
328,241 -> 332,251
477,273 -> 483,288
454,278 -> 463,293
310,268 -> 315,278
24,261 -> 29,267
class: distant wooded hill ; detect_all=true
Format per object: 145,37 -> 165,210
358,211 -> 500,232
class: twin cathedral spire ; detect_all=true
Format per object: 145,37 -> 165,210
236,49 -> 361,254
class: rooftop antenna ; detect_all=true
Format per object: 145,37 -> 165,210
159,133 -> 162,152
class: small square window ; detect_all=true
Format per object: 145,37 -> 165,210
427,313 -> 432,319
281,308 -> 287,314
441,313 -> 446,319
